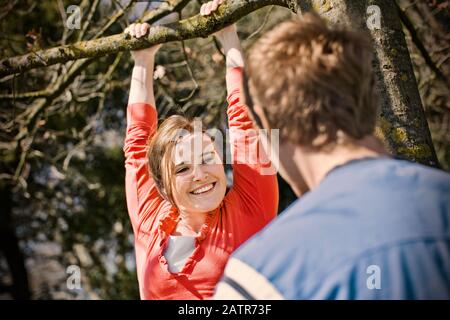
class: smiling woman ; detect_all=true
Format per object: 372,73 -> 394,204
147,117 -> 227,218
122,0 -> 278,300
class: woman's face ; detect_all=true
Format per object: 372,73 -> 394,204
170,132 -> 227,214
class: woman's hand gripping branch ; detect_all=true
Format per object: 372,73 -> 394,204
125,23 -> 161,106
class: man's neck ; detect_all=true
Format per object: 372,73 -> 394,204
295,136 -> 389,191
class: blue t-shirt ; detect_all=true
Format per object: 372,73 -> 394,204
214,157 -> 450,299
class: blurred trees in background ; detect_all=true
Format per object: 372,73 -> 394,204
0,0 -> 448,299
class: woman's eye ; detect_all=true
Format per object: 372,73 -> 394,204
203,158 -> 213,164
203,156 -> 216,164
176,167 -> 189,174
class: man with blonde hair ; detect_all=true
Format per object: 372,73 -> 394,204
214,13 -> 450,299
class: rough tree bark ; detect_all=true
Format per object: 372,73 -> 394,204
297,0 -> 439,167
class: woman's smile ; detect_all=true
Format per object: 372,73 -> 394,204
190,182 -> 217,195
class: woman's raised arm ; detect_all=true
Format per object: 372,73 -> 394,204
123,24 -> 165,235
202,0 -> 278,220
126,23 -> 161,106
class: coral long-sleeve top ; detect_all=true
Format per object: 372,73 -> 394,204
123,67 -> 278,300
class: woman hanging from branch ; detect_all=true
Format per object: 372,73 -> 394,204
123,0 -> 278,299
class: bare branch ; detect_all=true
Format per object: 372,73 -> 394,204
246,5 -> 275,40
91,0 -> 138,40
77,0 -> 101,41
0,90 -> 51,101
177,40 -> 199,102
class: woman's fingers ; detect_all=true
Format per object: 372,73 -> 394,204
200,3 -> 206,16
125,23 -> 136,36
136,24 -> 143,37
210,0 -> 220,12
135,24 -> 141,37
130,24 -> 137,36
205,1 -> 213,15
136,23 -> 143,37
201,0 -> 224,16
126,22 -> 161,59
124,23 -> 150,38
124,24 -> 131,35
141,23 -> 149,37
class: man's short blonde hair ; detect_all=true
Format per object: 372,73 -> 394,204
247,13 -> 379,149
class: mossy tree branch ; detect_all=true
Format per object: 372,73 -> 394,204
0,0 -> 293,77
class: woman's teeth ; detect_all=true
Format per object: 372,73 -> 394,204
191,183 -> 214,195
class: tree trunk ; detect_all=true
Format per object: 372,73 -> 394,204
297,0 -> 439,167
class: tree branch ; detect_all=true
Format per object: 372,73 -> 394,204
77,0 -> 101,41
0,0 -> 293,77
0,89 -> 51,101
